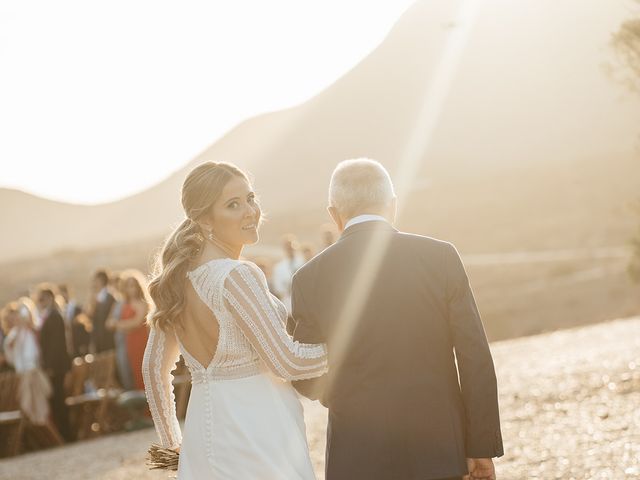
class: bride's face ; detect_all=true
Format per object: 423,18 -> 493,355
206,176 -> 261,247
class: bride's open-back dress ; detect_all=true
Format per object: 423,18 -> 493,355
142,258 -> 328,479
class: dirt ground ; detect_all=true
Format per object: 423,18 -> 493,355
1,316 -> 639,480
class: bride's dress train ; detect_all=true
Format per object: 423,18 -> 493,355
143,258 -> 328,479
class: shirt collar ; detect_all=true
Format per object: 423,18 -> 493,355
39,307 -> 51,322
344,214 -> 389,231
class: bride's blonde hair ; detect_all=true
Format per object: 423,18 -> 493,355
148,161 -> 249,331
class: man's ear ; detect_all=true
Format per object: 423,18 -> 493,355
327,206 -> 344,232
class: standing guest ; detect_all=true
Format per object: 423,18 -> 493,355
300,242 -> 316,262
106,273 -> 134,390
320,223 -> 337,249
271,234 -> 305,311
36,285 -> 72,441
107,269 -> 149,391
0,305 -> 13,360
58,284 -> 78,357
88,269 -> 116,353
253,257 -> 277,296
2,300 -> 52,425
59,284 -> 90,358
0,349 -> 6,373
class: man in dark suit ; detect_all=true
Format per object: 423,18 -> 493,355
36,285 -> 72,441
89,270 -> 116,353
58,284 -> 90,358
290,159 -> 503,480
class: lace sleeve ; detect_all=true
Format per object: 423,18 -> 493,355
269,292 -> 289,326
142,326 -> 182,449
223,263 -> 328,381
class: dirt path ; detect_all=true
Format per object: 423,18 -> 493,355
1,316 -> 639,479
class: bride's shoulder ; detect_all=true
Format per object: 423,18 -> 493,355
186,258 -> 241,293
189,258 -> 268,293
223,261 -> 274,295
226,259 -> 267,282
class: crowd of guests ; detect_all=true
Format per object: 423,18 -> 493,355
0,268 -> 152,443
0,226 -> 337,445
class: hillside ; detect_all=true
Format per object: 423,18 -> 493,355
1,0 -> 639,263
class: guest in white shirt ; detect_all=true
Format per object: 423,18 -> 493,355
271,234 -> 305,312
1,299 -> 52,425
2,300 -> 39,372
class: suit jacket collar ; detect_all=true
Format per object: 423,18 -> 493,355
338,219 -> 397,242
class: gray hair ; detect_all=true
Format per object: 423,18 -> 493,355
328,158 -> 395,218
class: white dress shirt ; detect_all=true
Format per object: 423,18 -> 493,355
272,254 -> 306,312
4,326 -> 40,372
97,287 -> 109,303
344,214 -> 389,230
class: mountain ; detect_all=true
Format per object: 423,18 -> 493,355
1,0 -> 639,264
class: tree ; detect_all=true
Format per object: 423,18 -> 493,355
613,2 -> 640,282
612,2 -> 640,91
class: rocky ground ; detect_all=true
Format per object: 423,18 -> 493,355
1,316 -> 639,480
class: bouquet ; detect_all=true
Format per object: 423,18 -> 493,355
147,443 -> 179,471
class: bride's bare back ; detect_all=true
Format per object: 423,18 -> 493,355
176,275 -> 220,368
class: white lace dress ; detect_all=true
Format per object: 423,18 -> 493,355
142,258 -> 328,480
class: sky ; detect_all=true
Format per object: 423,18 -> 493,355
0,0 -> 415,204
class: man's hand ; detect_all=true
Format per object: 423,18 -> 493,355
463,458 -> 496,480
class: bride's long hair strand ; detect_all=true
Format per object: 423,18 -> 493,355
147,162 -> 249,332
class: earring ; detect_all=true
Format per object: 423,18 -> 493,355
206,229 -> 214,241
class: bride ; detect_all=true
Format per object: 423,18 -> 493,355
142,162 -> 328,479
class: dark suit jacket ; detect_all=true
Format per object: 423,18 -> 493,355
91,292 -> 115,353
290,221 -> 503,480
39,308 -> 71,376
69,303 -> 90,357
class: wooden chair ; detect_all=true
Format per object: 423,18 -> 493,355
65,355 -> 95,440
20,419 -> 64,453
66,355 -> 89,396
65,351 -> 124,440
0,371 -> 24,457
